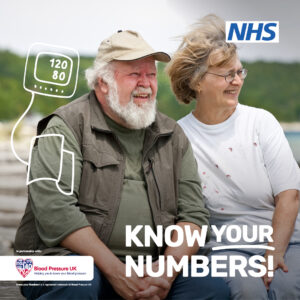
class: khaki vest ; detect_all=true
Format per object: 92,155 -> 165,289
15,91 -> 189,255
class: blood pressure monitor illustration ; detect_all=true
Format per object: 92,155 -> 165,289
11,42 -> 80,196
24,43 -> 79,98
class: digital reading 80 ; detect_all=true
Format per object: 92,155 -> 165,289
23,43 -> 79,98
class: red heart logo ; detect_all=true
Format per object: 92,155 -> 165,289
16,258 -> 33,278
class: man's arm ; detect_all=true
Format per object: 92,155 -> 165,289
263,189 -> 299,289
60,226 -> 156,300
28,116 -> 90,246
136,142 -> 209,299
136,222 -> 202,299
164,222 -> 202,265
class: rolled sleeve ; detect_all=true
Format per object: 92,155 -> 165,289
29,116 -> 90,247
258,110 -> 300,196
177,142 -> 210,238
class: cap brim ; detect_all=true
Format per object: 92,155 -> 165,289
114,50 -> 171,62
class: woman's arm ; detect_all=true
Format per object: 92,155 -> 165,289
263,189 -> 299,289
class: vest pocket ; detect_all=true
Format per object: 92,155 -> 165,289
79,145 -> 122,213
82,144 -> 120,168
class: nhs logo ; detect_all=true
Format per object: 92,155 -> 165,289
226,21 -> 279,43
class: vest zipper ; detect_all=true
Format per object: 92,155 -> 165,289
148,158 -> 161,210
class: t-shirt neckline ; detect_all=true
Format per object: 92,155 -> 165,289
190,104 -> 241,131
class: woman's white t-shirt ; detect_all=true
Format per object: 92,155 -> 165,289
178,104 -> 300,248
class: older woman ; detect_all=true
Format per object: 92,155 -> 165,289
167,15 -> 300,300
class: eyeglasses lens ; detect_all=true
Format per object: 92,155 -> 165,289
226,69 -> 247,82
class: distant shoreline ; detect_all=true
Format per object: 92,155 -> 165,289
1,121 -> 299,165
280,122 -> 300,132
1,120 -> 300,133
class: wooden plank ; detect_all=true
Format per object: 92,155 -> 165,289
0,281 -> 25,299
0,164 -> 27,176
0,212 -> 23,228
0,196 -> 27,213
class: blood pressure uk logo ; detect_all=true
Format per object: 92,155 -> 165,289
16,258 -> 33,278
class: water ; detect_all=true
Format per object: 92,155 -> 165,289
285,131 -> 300,163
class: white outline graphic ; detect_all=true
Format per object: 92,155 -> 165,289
212,245 -> 275,251
11,42 -> 80,196
34,52 -> 73,86
10,92 -> 35,166
27,134 -> 75,196
23,42 -> 79,98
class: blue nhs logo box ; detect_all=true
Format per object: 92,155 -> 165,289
226,21 -> 279,43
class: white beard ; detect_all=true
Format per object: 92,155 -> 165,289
106,80 -> 156,129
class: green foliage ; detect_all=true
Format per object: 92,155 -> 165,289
156,63 -> 195,121
240,61 -> 300,121
0,51 -> 91,121
0,50 -> 299,122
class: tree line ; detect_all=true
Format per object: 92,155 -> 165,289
0,50 -> 299,122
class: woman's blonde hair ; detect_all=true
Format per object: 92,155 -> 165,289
166,14 -> 237,104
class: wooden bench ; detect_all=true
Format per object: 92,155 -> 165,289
0,281 -> 25,299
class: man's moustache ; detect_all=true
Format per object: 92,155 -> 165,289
132,87 -> 152,97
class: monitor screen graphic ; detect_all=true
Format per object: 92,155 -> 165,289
23,43 -> 79,98
34,52 -> 73,86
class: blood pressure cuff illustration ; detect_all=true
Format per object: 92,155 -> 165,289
27,134 -> 74,196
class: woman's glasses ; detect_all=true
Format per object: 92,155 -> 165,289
206,68 -> 248,83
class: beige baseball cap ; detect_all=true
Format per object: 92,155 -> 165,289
96,30 -> 171,63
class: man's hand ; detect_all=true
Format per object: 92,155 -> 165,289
136,276 -> 171,300
61,227 -> 151,300
135,222 -> 203,299
108,260 -> 171,300
135,260 -> 174,300
262,251 -> 288,289
105,261 -> 152,300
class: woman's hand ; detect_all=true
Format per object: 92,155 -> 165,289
261,189 -> 298,290
262,251 -> 288,289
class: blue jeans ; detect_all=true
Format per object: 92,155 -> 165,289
208,243 -> 300,300
22,261 -> 229,300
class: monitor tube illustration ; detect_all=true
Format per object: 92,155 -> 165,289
10,42 -> 80,196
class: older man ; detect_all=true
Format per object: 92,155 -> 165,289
15,30 -> 229,299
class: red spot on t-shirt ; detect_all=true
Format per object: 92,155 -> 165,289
215,164 -> 219,168
221,208 -> 224,211
253,142 -> 257,146
226,174 -> 231,178
202,172 -> 206,175
229,147 -> 233,152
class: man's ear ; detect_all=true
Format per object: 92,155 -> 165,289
97,78 -> 109,94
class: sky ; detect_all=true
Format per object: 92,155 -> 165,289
0,0 -> 299,62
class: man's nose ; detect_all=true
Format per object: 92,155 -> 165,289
137,74 -> 150,87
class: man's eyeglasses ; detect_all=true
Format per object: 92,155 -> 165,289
206,68 -> 248,83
